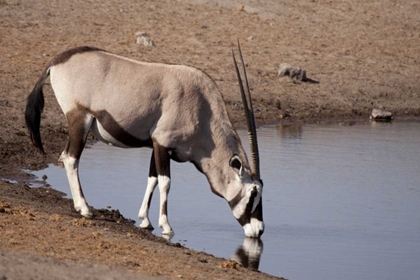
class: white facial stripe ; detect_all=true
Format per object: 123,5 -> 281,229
232,183 -> 262,219
232,197 -> 247,219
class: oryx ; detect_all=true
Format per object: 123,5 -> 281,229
25,43 -> 264,237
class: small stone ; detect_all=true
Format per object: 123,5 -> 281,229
220,260 -> 240,269
278,63 -> 307,81
135,32 -> 154,47
370,109 -> 393,121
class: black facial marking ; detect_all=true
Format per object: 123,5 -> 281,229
251,196 -> 264,223
235,189 -> 258,226
228,190 -> 243,210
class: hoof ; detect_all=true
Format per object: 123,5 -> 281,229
139,221 -> 154,230
80,210 -> 93,219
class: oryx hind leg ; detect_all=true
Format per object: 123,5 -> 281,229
138,150 -> 158,229
152,141 -> 173,235
59,110 -> 94,218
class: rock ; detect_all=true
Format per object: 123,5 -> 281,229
370,109 -> 393,121
135,32 -> 154,47
278,63 -> 305,80
278,63 -> 318,83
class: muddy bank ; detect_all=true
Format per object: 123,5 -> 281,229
0,182 -> 278,279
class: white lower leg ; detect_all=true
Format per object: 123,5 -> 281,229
158,175 -> 173,234
62,154 -> 92,218
138,176 -> 158,229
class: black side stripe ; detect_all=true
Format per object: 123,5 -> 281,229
231,189 -> 258,226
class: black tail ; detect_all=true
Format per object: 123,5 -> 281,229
25,66 -> 50,154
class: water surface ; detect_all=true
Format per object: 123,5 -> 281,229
32,121 -> 420,280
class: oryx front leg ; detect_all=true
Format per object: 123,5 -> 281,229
60,111 -> 93,218
153,141 -> 173,235
138,151 -> 158,229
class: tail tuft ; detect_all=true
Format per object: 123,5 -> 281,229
25,67 -> 49,154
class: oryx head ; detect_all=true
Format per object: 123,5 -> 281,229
230,41 -> 264,238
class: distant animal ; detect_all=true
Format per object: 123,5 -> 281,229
25,42 -> 264,237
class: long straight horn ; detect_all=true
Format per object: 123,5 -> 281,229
232,41 -> 261,181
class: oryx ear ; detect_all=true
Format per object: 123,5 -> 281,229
230,155 -> 243,177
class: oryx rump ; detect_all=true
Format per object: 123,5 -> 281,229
25,44 -> 264,237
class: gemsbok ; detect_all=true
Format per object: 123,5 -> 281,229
25,42 -> 264,237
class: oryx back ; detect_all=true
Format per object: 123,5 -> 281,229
49,47 -> 218,154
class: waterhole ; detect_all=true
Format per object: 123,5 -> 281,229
31,121 -> 420,280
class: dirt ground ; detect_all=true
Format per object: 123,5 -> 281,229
0,0 -> 419,279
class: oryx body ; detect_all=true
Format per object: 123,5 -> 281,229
25,46 -> 264,237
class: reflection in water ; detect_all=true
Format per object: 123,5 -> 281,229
231,238 -> 263,270
161,232 -> 174,241
275,124 -> 303,139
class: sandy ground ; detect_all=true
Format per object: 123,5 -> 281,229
0,0 -> 419,279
